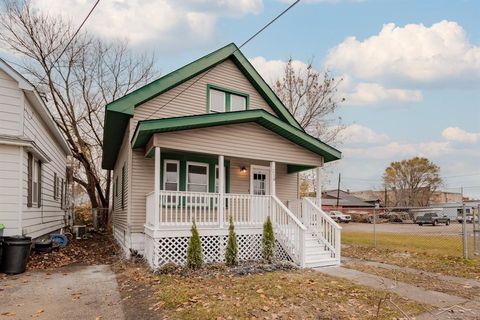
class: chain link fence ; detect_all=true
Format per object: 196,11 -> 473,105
336,203 -> 479,259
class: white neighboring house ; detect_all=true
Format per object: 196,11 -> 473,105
0,58 -> 72,238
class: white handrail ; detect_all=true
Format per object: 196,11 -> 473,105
303,198 -> 342,259
271,195 -> 307,267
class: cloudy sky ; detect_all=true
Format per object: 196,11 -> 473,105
30,0 -> 480,198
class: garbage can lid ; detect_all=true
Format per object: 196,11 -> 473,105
3,235 -> 32,245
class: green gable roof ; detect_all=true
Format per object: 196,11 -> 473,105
102,43 -> 309,169
131,110 -> 341,164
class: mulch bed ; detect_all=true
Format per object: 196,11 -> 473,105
27,231 -> 120,271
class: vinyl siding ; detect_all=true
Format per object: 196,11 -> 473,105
130,148 -> 154,232
0,69 -> 22,136
152,123 -> 323,166
112,128 -> 130,235
130,58 -> 277,140
0,145 -> 22,236
21,98 -> 68,238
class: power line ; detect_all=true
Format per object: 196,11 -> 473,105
143,0 -> 301,121
40,0 -> 101,82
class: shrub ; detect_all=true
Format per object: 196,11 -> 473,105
262,216 -> 275,263
225,216 -> 238,266
186,219 -> 203,269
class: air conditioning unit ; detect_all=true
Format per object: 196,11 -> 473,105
72,225 -> 86,240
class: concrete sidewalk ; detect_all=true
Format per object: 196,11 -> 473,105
0,264 -> 125,320
316,266 -> 467,308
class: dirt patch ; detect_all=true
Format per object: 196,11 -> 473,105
27,232 -> 120,271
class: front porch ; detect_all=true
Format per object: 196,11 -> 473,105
142,147 -> 341,269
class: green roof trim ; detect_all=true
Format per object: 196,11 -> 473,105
102,42 -> 308,169
131,110 -> 341,164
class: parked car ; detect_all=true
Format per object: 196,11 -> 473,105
457,214 -> 478,224
329,211 -> 351,223
416,213 -> 450,226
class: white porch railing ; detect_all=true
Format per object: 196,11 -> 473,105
288,198 -> 342,261
145,191 -> 310,266
158,191 -> 221,226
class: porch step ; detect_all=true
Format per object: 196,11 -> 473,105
304,251 -> 332,261
305,258 -> 339,268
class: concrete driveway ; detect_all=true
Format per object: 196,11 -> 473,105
0,265 -> 124,320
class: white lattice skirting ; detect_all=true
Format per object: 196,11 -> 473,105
144,228 -> 292,269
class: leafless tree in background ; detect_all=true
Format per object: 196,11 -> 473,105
272,58 -> 345,145
272,58 -> 345,194
0,0 -> 156,222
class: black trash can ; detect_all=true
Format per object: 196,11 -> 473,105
1,236 -> 32,275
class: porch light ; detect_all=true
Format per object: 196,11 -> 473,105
240,166 -> 247,173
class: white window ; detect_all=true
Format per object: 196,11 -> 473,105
32,159 -> 39,204
163,160 -> 179,191
187,162 -> 209,193
230,94 -> 246,111
209,89 -> 225,113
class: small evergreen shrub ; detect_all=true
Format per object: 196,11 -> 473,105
225,216 -> 238,266
262,216 -> 275,263
186,219 -> 203,269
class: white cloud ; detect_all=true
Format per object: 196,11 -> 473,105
249,56 -> 310,84
442,127 -> 480,144
325,20 -> 480,86
339,124 -> 390,144
346,82 -> 423,105
32,0 -> 263,49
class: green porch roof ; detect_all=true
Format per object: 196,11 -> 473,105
102,43 -> 306,169
131,110 -> 342,164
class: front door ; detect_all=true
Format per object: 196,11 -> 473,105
251,166 -> 270,195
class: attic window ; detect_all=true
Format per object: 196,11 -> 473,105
209,89 -> 225,112
208,85 -> 248,113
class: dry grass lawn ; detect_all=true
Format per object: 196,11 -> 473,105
342,231 -> 479,279
115,260 -> 429,320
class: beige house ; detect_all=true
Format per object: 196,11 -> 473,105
102,44 -> 342,269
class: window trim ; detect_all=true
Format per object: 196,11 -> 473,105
32,158 -> 39,205
121,164 -> 125,210
206,84 -> 249,113
186,161 -> 209,193
163,160 -> 180,191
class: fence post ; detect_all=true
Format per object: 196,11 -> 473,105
475,204 -> 480,256
373,206 -> 377,248
462,200 -> 468,259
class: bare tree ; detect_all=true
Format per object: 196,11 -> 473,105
0,0 -> 156,221
383,157 -> 443,207
272,58 -> 345,144
272,58 -> 345,193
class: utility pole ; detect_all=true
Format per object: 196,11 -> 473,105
336,173 -> 341,208
384,186 -> 387,207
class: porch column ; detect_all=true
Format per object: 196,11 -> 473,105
315,167 -> 322,208
218,155 -> 225,228
154,147 -> 161,228
270,161 -> 276,197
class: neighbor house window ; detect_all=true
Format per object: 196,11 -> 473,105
32,159 -> 40,205
208,86 -> 248,113
121,165 -> 125,210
